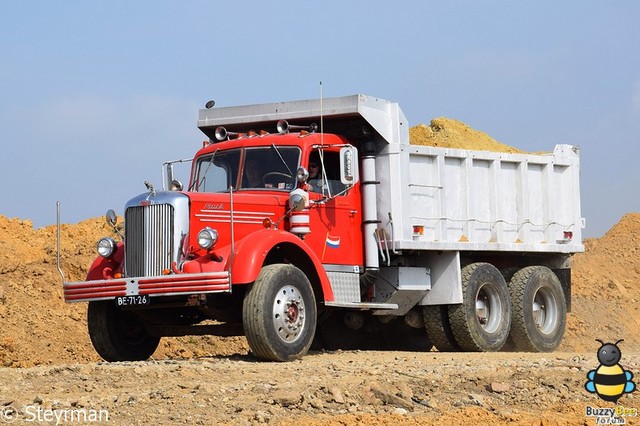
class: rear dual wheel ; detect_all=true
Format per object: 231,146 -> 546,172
448,263 -> 512,352
423,263 -> 566,353
423,305 -> 461,352
508,266 -> 566,352
424,263 -> 511,352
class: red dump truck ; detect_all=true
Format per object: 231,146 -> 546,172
59,94 -> 584,361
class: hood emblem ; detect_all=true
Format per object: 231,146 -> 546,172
204,203 -> 224,210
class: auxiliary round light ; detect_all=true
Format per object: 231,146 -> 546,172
169,179 -> 183,191
296,166 -> 309,183
96,237 -> 117,258
197,227 -> 219,250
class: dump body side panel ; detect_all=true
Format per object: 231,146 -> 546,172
377,143 -> 583,253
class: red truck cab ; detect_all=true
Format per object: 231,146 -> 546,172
63,121 -> 365,362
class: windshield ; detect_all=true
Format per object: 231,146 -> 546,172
191,146 -> 300,192
192,149 -> 241,192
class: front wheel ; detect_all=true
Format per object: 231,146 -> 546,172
508,266 -> 567,352
87,301 -> 160,362
242,264 -> 317,361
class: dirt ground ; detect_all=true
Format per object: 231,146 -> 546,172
1,352 -> 637,425
1,120 -> 639,424
1,213 -> 639,425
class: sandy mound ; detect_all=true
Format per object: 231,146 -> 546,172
561,213 -> 640,352
409,118 -> 525,153
0,215 -> 248,367
1,210 -> 639,366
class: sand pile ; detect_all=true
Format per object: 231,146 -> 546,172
561,213 -> 640,352
0,215 -> 248,367
1,210 -> 639,365
410,118 -> 525,153
0,216 -> 110,367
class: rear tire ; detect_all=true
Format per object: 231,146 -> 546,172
448,263 -> 511,352
243,264 -> 317,361
423,305 -> 461,352
87,301 -> 160,362
508,266 -> 566,352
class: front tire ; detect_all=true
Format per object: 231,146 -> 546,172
243,264 -> 317,361
87,301 -> 160,362
448,263 -> 511,351
508,266 -> 566,352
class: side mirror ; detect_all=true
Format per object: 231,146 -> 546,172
339,146 -> 359,185
105,209 -> 117,227
165,163 -> 174,190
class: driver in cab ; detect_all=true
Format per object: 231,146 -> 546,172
244,158 -> 263,188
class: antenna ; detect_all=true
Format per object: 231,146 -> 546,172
317,81 -> 331,196
320,81 -> 324,146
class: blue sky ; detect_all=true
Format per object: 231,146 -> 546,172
1,1 -> 638,238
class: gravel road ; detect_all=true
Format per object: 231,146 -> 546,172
2,350 -> 638,425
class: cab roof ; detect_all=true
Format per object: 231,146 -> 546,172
197,94 -> 409,146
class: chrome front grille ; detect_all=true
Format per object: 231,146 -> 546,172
125,204 -> 174,277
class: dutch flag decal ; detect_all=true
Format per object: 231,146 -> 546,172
325,234 -> 341,249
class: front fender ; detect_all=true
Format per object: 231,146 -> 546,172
85,242 -> 124,281
230,229 -> 334,301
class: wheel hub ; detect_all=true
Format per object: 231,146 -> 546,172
532,288 -> 557,334
476,299 -> 488,325
273,285 -> 306,343
532,300 -> 544,326
475,284 -> 501,333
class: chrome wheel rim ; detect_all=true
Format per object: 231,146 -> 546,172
272,285 -> 306,343
532,286 -> 558,335
476,283 -> 502,333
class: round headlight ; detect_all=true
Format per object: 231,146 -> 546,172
97,237 -> 117,258
197,227 -> 218,250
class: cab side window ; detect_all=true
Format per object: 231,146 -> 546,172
308,150 -> 345,196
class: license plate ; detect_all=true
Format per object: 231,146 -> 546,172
115,294 -> 150,307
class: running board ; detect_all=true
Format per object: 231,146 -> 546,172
324,301 -> 399,310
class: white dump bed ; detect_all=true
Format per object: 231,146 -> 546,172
198,94 -> 584,254
377,143 -> 584,253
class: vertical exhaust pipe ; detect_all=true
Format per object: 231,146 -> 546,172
360,141 -> 380,288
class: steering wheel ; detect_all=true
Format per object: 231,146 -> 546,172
262,172 -> 293,185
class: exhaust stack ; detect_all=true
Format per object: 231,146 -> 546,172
360,141 -> 380,288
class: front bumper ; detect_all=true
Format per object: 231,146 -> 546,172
63,271 -> 231,303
